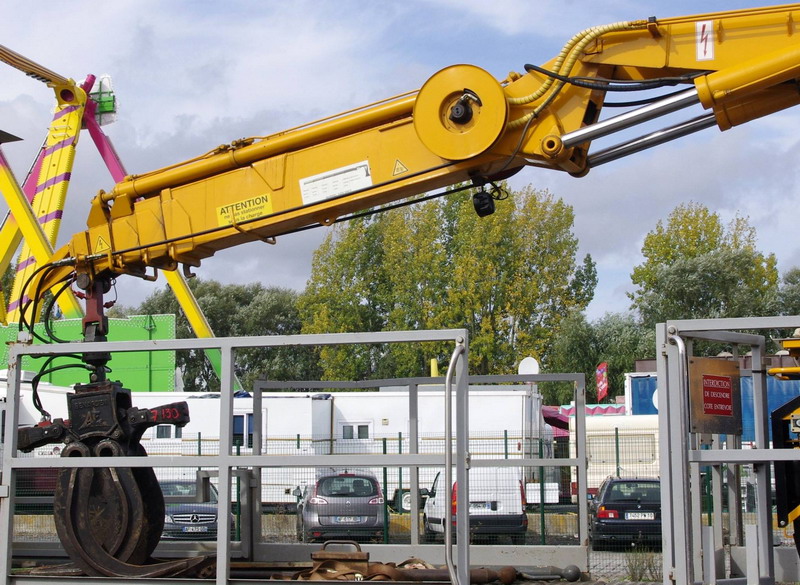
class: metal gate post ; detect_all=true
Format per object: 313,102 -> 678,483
455,337 -> 470,585
0,360 -> 22,585
750,339 -> 774,578
658,324 -> 694,585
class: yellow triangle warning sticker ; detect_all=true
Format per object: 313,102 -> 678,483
393,159 -> 409,176
95,235 -> 111,253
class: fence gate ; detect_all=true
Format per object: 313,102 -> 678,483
657,316 -> 800,585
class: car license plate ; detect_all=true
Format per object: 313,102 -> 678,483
469,501 -> 493,510
182,526 -> 208,533
334,516 -> 361,523
626,512 -> 655,520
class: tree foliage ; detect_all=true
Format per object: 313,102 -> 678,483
298,185 -> 597,379
1,263 -> 14,303
629,202 -> 778,325
541,311 -> 597,405
543,311 -> 654,405
134,279 -> 320,392
634,248 -> 779,326
778,268 -> 800,316
592,313 -> 655,398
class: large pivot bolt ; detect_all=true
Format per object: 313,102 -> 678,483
449,90 -> 482,124
414,65 -> 507,160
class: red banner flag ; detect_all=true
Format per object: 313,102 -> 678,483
596,362 -> 608,402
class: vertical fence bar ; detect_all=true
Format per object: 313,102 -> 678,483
539,437 -> 546,544
615,427 -> 620,477
382,437 -> 389,544
235,442 -> 242,541
409,382 -> 421,543
397,432 -> 403,513
215,341 -> 235,585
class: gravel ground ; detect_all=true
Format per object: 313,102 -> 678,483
11,517 -> 799,584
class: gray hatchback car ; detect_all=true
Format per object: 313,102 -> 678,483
295,470 -> 385,542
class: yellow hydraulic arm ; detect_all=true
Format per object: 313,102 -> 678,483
28,4 -> 800,300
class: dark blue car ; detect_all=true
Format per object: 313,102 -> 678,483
589,477 -> 662,551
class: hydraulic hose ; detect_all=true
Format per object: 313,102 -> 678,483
507,20 -> 649,129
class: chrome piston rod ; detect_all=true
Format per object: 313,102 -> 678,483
587,113 -> 717,168
561,87 -> 701,149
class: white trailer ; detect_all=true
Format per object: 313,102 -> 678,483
2,378 -> 558,507
568,413 -> 659,502
130,386 -> 556,507
0,370 -> 73,425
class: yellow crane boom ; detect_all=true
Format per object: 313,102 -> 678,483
30,5 -> 800,304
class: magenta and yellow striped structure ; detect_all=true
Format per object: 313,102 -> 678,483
5,83 -> 86,322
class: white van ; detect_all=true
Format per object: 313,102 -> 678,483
422,467 -> 527,544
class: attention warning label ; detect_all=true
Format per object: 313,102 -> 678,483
217,194 -> 272,226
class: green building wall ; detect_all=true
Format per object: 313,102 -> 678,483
0,314 -> 176,392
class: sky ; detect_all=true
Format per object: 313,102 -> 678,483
1,0 -> 799,321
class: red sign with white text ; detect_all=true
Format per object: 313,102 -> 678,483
702,374 -> 733,417
689,357 -> 741,435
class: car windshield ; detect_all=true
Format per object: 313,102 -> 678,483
161,481 -> 218,502
606,482 -> 660,503
318,476 -> 378,497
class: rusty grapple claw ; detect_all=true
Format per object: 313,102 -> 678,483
25,379 -> 196,577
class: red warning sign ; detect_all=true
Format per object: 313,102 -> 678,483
689,357 -> 741,435
702,374 -> 733,416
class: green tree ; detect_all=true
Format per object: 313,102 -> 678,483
295,214 -> 397,380
543,311 -> 654,404
778,268 -> 800,316
0,263 -> 15,321
631,202 -> 724,292
630,202 -> 778,325
592,313 -> 655,399
299,185 -> 597,379
541,311 -> 597,405
1,263 -> 14,303
635,249 -> 779,326
134,279 -> 319,391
